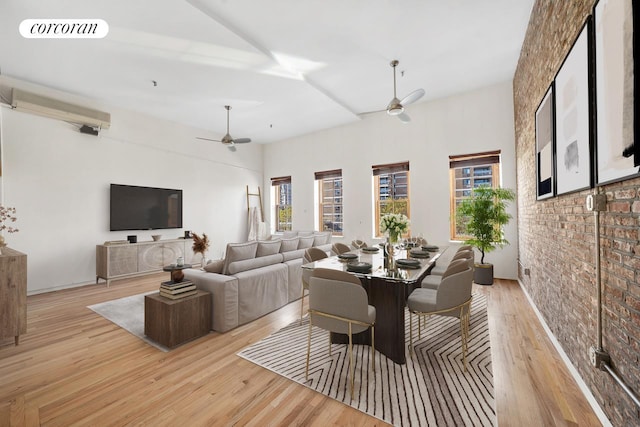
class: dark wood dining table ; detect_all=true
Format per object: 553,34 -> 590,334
302,246 -> 444,364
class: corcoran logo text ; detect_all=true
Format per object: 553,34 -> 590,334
19,19 -> 109,39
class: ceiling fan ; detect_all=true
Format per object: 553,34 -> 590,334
362,60 -> 425,123
196,105 -> 251,152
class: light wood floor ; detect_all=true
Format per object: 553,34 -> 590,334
0,275 -> 602,426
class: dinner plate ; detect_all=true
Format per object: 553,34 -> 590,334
396,258 -> 421,268
338,252 -> 358,260
361,247 -> 379,253
346,261 -> 372,273
409,249 -> 430,258
422,245 -> 439,251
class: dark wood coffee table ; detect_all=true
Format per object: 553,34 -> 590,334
144,290 -> 211,348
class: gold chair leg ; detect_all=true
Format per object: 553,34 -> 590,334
348,322 -> 354,400
300,283 -> 306,324
305,317 -> 312,381
371,325 -> 375,372
409,310 -> 414,356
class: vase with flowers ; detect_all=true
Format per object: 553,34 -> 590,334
380,213 -> 410,270
0,206 -> 19,250
191,232 -> 210,267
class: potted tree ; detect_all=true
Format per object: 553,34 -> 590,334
456,186 -> 515,285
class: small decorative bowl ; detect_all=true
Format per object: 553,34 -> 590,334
151,235 -> 162,241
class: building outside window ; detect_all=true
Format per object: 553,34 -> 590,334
372,161 -> 410,237
449,151 -> 501,240
271,176 -> 292,232
315,169 -> 343,235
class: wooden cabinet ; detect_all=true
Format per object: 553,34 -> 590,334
96,238 -> 196,286
0,247 -> 27,345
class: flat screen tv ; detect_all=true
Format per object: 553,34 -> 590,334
110,184 -> 183,231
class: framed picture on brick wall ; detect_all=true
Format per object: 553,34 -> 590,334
554,18 -> 594,196
536,84 -> 555,200
594,0 -> 640,185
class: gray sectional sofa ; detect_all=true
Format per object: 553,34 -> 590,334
183,231 -> 332,332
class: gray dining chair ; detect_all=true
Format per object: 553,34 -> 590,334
422,257 -> 470,290
407,265 -> 473,371
430,249 -> 473,276
301,247 -> 329,323
331,242 -> 351,255
305,269 -> 376,399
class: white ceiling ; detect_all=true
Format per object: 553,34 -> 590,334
0,0 -> 534,143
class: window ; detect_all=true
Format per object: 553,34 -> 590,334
271,176 -> 292,232
449,151 -> 501,240
315,169 -> 343,235
372,162 -> 410,237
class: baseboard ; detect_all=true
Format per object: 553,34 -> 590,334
517,279 -> 612,427
27,280 -> 99,296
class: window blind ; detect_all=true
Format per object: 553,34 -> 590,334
449,150 -> 501,169
371,161 -> 409,176
314,169 -> 342,180
271,176 -> 291,186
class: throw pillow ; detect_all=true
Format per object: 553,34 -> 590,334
279,237 -> 299,252
256,240 -> 281,257
313,232 -> 330,246
222,241 -> 258,275
298,235 -> 315,249
203,259 -> 224,273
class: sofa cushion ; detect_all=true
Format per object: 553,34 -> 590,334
280,237 -> 299,252
223,241 -> 258,275
282,231 -> 298,239
298,231 -> 314,237
298,235 -> 315,249
313,232 -> 331,246
257,240 -> 281,257
282,248 -> 306,262
227,253 -> 284,275
203,259 -> 224,273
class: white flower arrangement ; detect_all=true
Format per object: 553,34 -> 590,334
380,213 -> 409,239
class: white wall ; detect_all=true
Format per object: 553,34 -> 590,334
263,80 -> 518,279
0,77 -> 263,294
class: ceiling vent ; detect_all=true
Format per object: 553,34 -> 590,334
10,88 -> 111,130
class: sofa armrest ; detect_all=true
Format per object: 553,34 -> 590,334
183,269 -> 239,333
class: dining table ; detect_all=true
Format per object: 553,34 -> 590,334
301,244 -> 445,365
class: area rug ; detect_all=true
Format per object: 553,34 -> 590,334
238,293 -> 494,427
87,292 -> 169,352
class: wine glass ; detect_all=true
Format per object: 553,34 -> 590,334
353,236 -> 366,250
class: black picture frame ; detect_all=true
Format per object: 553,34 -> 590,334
536,84 -> 555,200
594,0 -> 640,185
554,18 -> 594,196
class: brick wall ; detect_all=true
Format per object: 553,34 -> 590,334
514,0 -> 640,425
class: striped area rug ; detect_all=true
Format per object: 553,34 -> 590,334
238,293 -> 494,426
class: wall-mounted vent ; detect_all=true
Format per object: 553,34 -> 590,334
10,88 -> 111,130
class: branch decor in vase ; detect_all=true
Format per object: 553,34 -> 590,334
191,232 -> 210,267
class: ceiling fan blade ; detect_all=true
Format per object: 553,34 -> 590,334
400,88 -> 425,106
397,112 -> 411,123
196,137 -> 222,142
233,137 -> 251,144
358,109 -> 387,117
